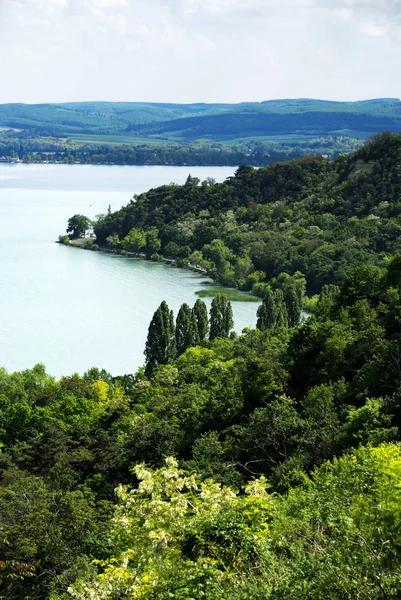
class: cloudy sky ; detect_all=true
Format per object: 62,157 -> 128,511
0,0 -> 400,104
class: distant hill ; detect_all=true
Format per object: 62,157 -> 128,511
0,98 -> 400,140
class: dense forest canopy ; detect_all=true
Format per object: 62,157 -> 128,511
2,254 -> 401,598
2,132 -> 401,598
91,132 -> 401,295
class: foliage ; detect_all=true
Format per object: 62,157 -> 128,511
121,228 -> 146,253
69,445 -> 401,599
92,133 -> 401,295
66,215 -> 92,240
176,303 -> 199,357
58,235 -> 70,245
2,256 -> 401,596
209,294 -> 234,340
4,133 -> 401,598
144,301 -> 176,375
193,298 -> 209,341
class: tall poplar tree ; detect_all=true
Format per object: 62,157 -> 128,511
209,294 -> 234,340
176,303 -> 194,356
190,309 -> 200,347
284,284 -> 301,327
256,287 -> 277,331
274,289 -> 289,328
257,287 -> 291,330
144,301 -> 176,375
193,299 -> 209,341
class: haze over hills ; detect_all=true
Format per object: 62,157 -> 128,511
1,98 -> 401,141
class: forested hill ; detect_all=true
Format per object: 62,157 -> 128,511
3,98 -> 400,166
1,97 -> 401,138
3,254 -> 401,598
93,132 -> 401,295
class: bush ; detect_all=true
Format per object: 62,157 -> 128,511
58,235 -> 70,245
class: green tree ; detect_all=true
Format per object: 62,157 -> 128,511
66,214 -> 92,239
209,294 -> 234,340
256,287 -> 276,331
105,234 -> 121,248
175,303 -> 195,356
193,299 -> 209,341
284,284 -> 301,327
190,309 -> 200,347
145,228 -> 161,256
274,289 -> 288,327
121,228 -> 146,253
144,301 -> 176,375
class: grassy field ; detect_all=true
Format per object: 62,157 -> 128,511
220,134 -> 334,146
67,133 -> 178,146
195,285 -> 261,302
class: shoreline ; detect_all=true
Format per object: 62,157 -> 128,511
57,238 -> 211,276
57,239 -> 262,303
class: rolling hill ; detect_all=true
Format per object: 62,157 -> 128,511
0,98 -> 400,141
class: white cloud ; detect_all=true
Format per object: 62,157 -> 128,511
97,0 -> 128,6
0,0 -> 400,103
360,21 -> 388,36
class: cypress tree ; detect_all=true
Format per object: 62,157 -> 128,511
209,294 -> 234,340
176,303 -> 194,356
193,299 -> 209,341
144,301 -> 176,375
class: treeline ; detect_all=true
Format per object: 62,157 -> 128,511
2,258 -> 401,597
90,133 -> 401,295
145,287 -> 303,375
144,296 -> 232,375
0,131 -> 360,167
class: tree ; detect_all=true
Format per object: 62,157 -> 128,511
184,174 -> 200,187
176,303 -> 195,356
66,214 -> 92,239
190,309 -> 200,347
121,228 -> 146,253
209,294 -> 234,340
256,287 -> 276,331
193,299 -> 209,341
106,234 -> 121,248
256,288 -> 289,330
274,289 -> 288,328
284,284 -> 301,327
202,240 -> 235,285
145,228 -> 161,256
144,301 -> 176,375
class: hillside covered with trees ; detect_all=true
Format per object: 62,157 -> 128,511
1,131 -> 401,598
1,98 -> 401,166
2,255 -> 401,598
1,99 -> 401,138
92,132 -> 401,295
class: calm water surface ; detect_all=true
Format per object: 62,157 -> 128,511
0,164 -> 260,377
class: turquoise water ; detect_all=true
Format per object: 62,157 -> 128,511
0,164 -> 260,377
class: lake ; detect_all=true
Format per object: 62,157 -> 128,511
0,164 -> 260,377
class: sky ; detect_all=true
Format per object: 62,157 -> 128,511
0,0 -> 400,104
